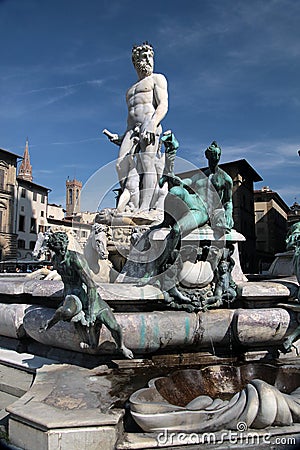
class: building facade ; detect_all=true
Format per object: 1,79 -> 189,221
15,140 -> 51,259
16,178 -> 50,259
254,187 -> 289,272
0,148 -> 20,260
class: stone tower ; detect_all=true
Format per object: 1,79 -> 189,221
18,138 -> 33,181
66,178 -> 82,216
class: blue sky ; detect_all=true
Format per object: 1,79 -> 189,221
0,0 -> 299,210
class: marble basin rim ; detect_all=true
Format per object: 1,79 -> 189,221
129,363 -> 300,433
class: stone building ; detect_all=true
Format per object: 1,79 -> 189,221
47,203 -> 65,221
254,187 -> 290,272
16,178 -> 50,259
0,147 -> 21,260
178,158 -> 262,273
66,178 -> 82,217
16,141 -> 51,259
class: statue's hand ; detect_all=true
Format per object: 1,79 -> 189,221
159,174 -> 181,189
102,129 -> 122,146
141,130 -> 155,146
110,134 -> 123,146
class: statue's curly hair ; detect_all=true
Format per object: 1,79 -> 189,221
47,231 -> 69,249
132,41 -> 154,65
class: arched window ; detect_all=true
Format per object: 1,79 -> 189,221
69,189 -> 73,204
76,189 -> 79,200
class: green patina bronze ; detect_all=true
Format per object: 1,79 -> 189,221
280,221 -> 300,353
40,231 -> 133,359
159,136 -> 234,242
287,221 -> 300,288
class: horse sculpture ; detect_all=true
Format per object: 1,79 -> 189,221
31,224 -> 116,283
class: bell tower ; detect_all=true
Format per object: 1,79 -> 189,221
18,138 -> 33,182
66,178 -> 82,216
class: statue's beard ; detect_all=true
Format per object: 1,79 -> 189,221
135,60 -> 153,76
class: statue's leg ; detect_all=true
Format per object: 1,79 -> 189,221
138,142 -> 158,211
97,306 -> 133,359
39,305 -> 65,332
40,293 -> 81,331
175,209 -> 209,238
116,187 -> 131,212
116,132 -> 133,190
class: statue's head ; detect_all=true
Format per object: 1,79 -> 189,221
219,260 -> 229,274
132,42 -> 154,77
47,232 -> 69,255
205,141 -> 221,166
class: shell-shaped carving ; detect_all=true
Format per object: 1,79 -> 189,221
178,261 -> 214,288
130,364 -> 300,433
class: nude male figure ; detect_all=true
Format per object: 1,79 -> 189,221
104,42 -> 168,212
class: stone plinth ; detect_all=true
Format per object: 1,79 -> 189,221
269,251 -> 295,277
7,364 -> 123,450
238,278 -> 299,307
151,226 -> 245,242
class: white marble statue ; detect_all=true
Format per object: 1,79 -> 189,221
103,42 -> 168,213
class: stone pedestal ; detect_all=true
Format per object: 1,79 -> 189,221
7,364 -> 123,450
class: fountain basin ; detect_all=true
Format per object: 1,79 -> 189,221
130,363 -> 300,432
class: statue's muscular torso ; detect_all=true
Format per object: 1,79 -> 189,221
126,73 -> 167,129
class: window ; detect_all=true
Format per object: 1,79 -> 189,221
21,206 -> 24,212
0,210 -> 2,232
18,215 -> 25,232
30,218 -> 37,233
29,241 -> 36,250
41,195 -> 45,204
38,225 -> 46,233
17,239 -> 25,249
41,211 -> 44,217
76,189 -> 79,200
33,192 -> 37,201
0,169 -> 4,189
81,230 -> 87,238
21,188 -> 26,198
69,189 -> 73,205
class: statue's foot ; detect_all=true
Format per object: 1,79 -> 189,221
122,346 -> 134,359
